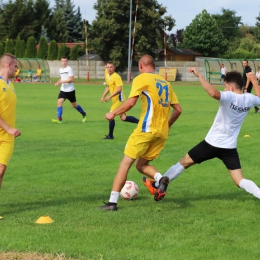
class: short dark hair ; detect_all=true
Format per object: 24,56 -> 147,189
224,71 -> 243,90
61,56 -> 68,60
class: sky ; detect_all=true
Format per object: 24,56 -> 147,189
49,0 -> 260,32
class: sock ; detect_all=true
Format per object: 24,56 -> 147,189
57,106 -> 62,120
239,179 -> 260,199
155,162 -> 185,186
154,172 -> 163,184
76,105 -> 86,115
109,119 -> 115,137
109,191 -> 120,203
125,116 -> 139,124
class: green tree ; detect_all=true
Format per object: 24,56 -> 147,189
70,44 -> 82,60
212,8 -> 242,41
15,36 -> 25,58
49,0 -> 68,42
25,36 -> 37,58
182,10 -> 228,57
57,43 -> 70,60
4,39 -> 15,54
34,0 -> 52,41
37,36 -> 48,59
47,40 -> 58,60
255,10 -> 260,43
89,0 -> 175,71
0,43 -> 4,56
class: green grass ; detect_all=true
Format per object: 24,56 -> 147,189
1,81 -> 260,260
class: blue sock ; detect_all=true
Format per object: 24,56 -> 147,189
57,107 -> 62,120
76,105 -> 86,116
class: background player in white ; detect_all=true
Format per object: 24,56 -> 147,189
52,56 -> 87,124
220,63 -> 227,85
145,69 -> 260,201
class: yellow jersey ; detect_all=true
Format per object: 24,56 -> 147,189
129,73 -> 179,139
105,72 -> 126,104
0,78 -> 17,141
37,68 -> 42,76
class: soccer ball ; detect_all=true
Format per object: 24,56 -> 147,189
120,181 -> 139,200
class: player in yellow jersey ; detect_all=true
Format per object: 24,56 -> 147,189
100,61 -> 139,139
99,55 -> 182,210
0,54 -> 21,191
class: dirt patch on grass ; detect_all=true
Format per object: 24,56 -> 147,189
0,252 -> 77,260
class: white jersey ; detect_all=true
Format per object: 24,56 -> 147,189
59,66 -> 75,92
221,67 -> 227,75
205,91 -> 260,148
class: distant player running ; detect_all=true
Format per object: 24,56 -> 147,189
52,56 -> 87,124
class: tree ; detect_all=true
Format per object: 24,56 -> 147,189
212,8 -> 242,42
4,39 -> 15,54
182,10 -> 228,57
89,0 -> 175,71
0,43 -> 4,56
255,10 -> 260,43
57,43 -> 70,60
47,40 -> 58,60
25,36 -> 37,58
37,36 -> 48,59
70,44 -> 81,60
15,36 -> 25,58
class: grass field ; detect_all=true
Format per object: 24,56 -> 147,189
1,80 -> 260,260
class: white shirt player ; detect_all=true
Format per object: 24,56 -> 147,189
205,91 -> 260,149
59,66 -> 75,92
221,66 -> 227,75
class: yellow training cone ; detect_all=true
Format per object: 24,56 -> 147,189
35,216 -> 54,224
244,134 -> 250,137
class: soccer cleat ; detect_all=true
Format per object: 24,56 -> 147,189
103,135 -> 114,140
255,108 -> 260,113
52,119 -> 62,124
154,176 -> 170,201
142,176 -> 156,195
82,115 -> 87,123
99,202 -> 117,211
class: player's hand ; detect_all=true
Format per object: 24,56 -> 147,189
55,82 -> 59,87
105,96 -> 110,102
246,71 -> 257,82
100,97 -> 104,103
105,112 -> 115,121
188,67 -> 200,77
8,128 -> 21,138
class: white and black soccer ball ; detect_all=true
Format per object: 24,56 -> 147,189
120,181 -> 139,200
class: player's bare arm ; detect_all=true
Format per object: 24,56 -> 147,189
55,76 -> 74,86
105,86 -> 122,102
189,67 -> 220,100
105,96 -> 138,121
100,86 -> 110,102
168,103 -> 182,128
247,71 -> 260,97
0,117 -> 21,138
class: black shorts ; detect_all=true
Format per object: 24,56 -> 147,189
188,140 -> 241,170
58,90 -> 76,103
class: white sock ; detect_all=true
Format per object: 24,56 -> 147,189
239,179 -> 260,199
154,172 -> 163,187
109,191 -> 120,203
155,162 -> 185,186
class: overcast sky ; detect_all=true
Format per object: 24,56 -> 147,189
50,0 -> 260,32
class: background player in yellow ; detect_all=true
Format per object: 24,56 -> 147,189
0,53 -> 21,190
100,61 -> 139,140
99,55 -> 182,210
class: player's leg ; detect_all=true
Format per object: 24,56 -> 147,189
0,164 -> 7,188
103,102 -> 119,139
68,91 -> 87,121
52,91 -> 66,123
99,154 -> 135,210
0,141 -> 14,188
120,113 -> 139,124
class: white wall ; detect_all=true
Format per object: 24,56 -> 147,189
47,60 -> 204,81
